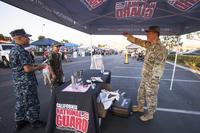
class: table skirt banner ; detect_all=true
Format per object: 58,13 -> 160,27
46,83 -> 101,133
55,102 -> 90,133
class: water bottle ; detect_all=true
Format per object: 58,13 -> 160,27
101,65 -> 104,74
77,70 -> 83,85
71,75 -> 77,89
91,81 -> 96,90
71,75 -> 75,88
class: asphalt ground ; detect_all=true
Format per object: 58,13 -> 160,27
0,55 -> 200,133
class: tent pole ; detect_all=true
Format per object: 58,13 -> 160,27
90,34 -> 94,69
90,34 -> 93,56
169,45 -> 179,91
42,24 -> 45,35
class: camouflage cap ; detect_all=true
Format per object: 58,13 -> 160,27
51,42 -> 62,47
145,26 -> 160,33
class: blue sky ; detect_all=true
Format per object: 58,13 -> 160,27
0,1 -> 90,44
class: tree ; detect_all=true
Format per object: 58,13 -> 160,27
196,32 -> 200,38
162,35 -> 182,51
0,34 -> 5,40
98,44 -> 106,48
61,39 -> 68,43
38,35 -> 45,40
4,37 -> 12,41
186,33 -> 193,39
186,31 -> 200,40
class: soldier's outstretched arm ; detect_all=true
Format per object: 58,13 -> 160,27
122,32 -> 151,48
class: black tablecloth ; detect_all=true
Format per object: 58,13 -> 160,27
46,69 -> 111,133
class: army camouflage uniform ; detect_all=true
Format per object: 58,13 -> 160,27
127,36 -> 168,115
48,51 -> 63,88
9,45 -> 40,123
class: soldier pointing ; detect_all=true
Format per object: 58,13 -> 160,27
123,26 -> 168,121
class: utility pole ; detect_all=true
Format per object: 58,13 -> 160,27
42,24 -> 45,35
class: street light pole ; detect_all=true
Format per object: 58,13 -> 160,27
42,24 -> 45,35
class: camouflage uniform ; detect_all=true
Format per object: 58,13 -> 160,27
48,52 -> 63,87
127,36 -> 168,115
9,45 -> 40,122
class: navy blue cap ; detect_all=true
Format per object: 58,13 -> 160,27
51,42 -> 62,47
10,29 -> 32,37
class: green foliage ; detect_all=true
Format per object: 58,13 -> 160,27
162,35 -> 182,49
167,55 -> 200,71
38,35 -> 45,40
0,34 -> 4,40
197,32 -> 200,38
186,31 -> 200,40
98,44 -> 106,48
61,39 -> 68,43
186,33 -> 194,40
0,34 -> 12,41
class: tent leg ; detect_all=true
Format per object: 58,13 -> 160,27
169,46 -> 179,91
90,34 -> 93,56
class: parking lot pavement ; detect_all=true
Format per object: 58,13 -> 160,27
0,55 -> 200,133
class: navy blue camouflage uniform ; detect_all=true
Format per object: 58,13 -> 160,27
9,45 -> 40,122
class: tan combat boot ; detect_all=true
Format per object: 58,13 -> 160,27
132,105 -> 144,113
140,113 -> 153,122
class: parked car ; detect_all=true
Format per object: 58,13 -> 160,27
0,43 -> 15,67
183,50 -> 200,56
137,52 -> 144,61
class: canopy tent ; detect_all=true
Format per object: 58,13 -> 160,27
64,42 -> 79,47
2,0 -> 200,90
1,0 -> 200,35
31,38 -> 59,46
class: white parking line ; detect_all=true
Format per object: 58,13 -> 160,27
167,61 -> 200,75
112,75 -> 141,79
154,107 -> 200,116
161,79 -> 200,83
112,75 -> 200,83
63,60 -> 90,66
115,66 -> 187,71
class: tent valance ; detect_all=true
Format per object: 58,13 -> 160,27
2,0 -> 200,35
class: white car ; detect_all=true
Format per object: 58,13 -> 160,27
0,43 -> 15,67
